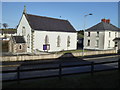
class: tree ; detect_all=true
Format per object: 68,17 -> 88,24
2,23 -> 9,39
2,23 -> 8,29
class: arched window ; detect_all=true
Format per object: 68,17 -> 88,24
19,45 -> 22,50
22,26 -> 26,36
67,36 -> 70,47
27,34 -> 30,48
57,35 -> 60,47
45,35 -> 49,44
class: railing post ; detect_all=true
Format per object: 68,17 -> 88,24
59,63 -> 62,80
91,61 -> 94,76
17,67 -> 20,84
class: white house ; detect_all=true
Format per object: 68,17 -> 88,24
0,29 -> 17,41
17,7 -> 77,53
113,37 -> 120,53
84,19 -> 120,50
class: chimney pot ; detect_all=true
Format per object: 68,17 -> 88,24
101,19 -> 106,23
106,19 -> 110,24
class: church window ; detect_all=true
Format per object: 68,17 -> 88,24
67,36 -> 70,47
27,34 -> 30,48
22,26 -> 26,36
19,44 -> 22,50
57,35 -> 61,47
45,35 -> 49,44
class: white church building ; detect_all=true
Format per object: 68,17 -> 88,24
16,7 -> 77,53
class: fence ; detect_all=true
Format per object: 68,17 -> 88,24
2,58 -> 120,83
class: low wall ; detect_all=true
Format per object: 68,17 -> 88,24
72,50 -> 116,57
1,50 -> 116,62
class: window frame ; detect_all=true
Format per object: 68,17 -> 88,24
27,34 -> 30,48
45,35 -> 49,44
88,32 -> 90,37
57,35 -> 61,47
22,26 -> 26,36
95,40 -> 99,47
109,32 -> 111,37
96,32 -> 99,37
87,40 -> 90,46
108,40 -> 111,48
19,44 -> 22,50
67,36 -> 70,47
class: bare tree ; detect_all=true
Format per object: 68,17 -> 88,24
2,23 -> 8,29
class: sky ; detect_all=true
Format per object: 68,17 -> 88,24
1,2 -> 119,31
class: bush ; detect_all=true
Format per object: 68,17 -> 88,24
118,49 -> 120,54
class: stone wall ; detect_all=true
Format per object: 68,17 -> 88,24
1,50 -> 116,62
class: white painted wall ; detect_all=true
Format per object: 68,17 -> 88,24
84,31 -> 104,50
34,31 -> 77,52
17,14 -> 32,53
84,30 -> 118,50
104,31 -> 117,50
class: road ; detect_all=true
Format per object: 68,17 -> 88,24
1,54 -> 120,81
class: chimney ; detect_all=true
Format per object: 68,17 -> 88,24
101,19 -> 106,23
106,19 -> 110,24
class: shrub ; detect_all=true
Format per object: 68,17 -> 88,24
118,49 -> 120,54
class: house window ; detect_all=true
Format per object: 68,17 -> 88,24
108,40 -> 110,48
27,34 -> 30,48
95,40 -> 99,47
57,35 -> 60,47
67,36 -> 70,47
45,35 -> 49,44
109,32 -> 111,37
22,26 -> 26,36
96,32 -> 99,37
19,45 -> 22,50
87,40 -> 90,46
115,32 -> 117,37
88,32 -> 90,37
115,42 -> 118,47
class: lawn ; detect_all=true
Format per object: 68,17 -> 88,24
3,70 -> 120,88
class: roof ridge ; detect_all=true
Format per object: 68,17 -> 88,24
26,13 -> 67,21
86,21 -> 120,31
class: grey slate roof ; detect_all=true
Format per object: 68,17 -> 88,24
25,14 -> 76,32
86,22 -> 120,32
12,36 -> 26,43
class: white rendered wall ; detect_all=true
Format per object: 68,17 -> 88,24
34,31 -> 77,52
104,31 -> 118,50
84,31 -> 104,50
17,14 -> 32,53
84,30 -> 118,50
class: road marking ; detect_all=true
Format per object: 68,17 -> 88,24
83,55 -> 118,60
